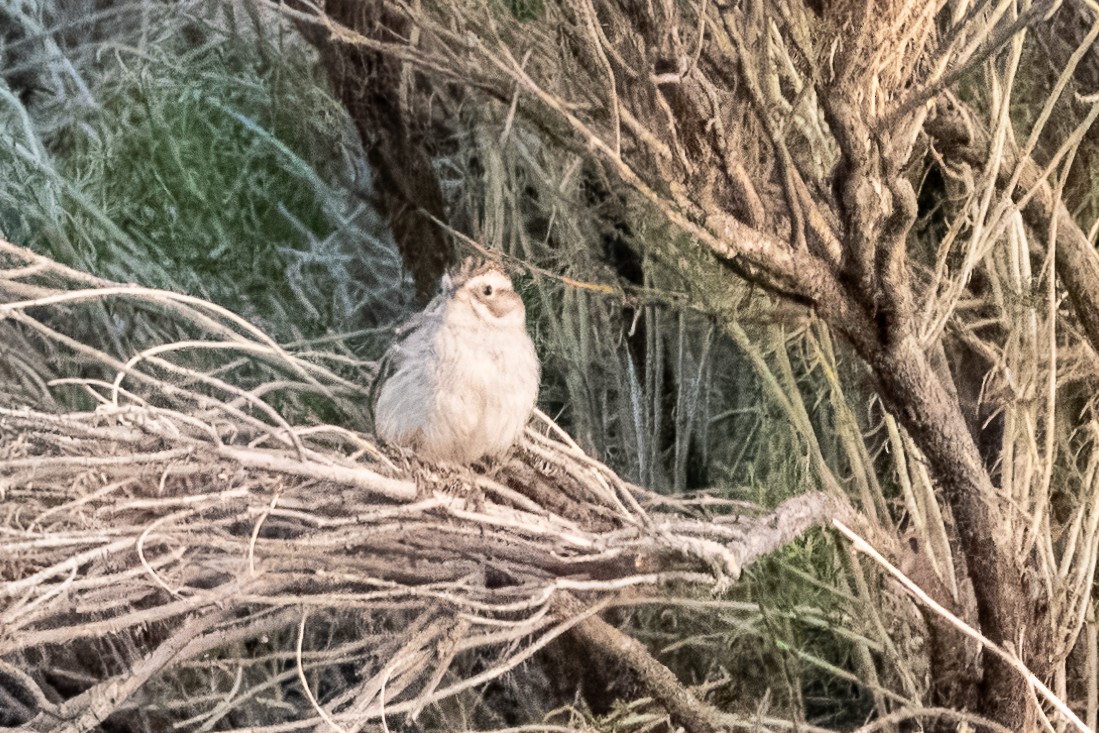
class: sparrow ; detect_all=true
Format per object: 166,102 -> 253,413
374,260 -> 540,464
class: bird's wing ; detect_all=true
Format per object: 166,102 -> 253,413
369,295 -> 446,422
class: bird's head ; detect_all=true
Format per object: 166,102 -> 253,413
455,268 -> 526,328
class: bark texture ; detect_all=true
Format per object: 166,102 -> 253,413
305,0 -> 454,302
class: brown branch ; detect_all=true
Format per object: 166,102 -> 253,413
288,0 -> 456,302
565,601 -> 722,733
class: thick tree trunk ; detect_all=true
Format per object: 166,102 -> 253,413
815,264 -> 1046,727
861,331 -> 1046,729
768,237 -> 1045,725
805,7 -> 1055,720
305,0 -> 455,302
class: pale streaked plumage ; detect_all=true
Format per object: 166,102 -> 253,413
373,262 -> 540,464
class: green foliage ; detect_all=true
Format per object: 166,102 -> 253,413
71,49 -> 323,296
506,0 -> 545,21
0,5 -> 407,346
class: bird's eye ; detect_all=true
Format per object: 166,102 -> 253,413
482,285 -> 493,296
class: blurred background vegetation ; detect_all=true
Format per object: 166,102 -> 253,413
2,1 -> 1097,731
0,0 -> 408,350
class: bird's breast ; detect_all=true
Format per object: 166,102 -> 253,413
423,321 -> 539,461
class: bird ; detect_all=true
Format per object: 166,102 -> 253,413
373,259 -> 540,464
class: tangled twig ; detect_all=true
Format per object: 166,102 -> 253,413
0,240 -> 844,732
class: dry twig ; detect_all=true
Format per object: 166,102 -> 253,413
0,239 -> 843,732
